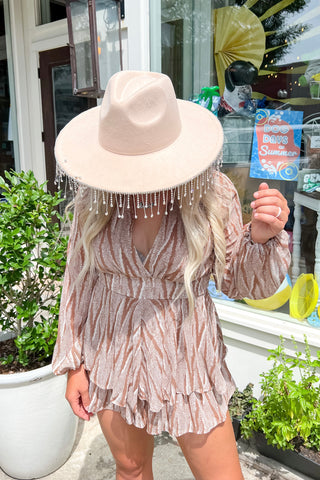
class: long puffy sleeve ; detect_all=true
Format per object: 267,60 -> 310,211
220,179 -> 291,300
52,200 -> 98,375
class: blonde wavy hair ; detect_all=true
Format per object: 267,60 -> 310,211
69,172 -> 231,314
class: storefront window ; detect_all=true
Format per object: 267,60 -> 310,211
150,0 -> 320,327
0,0 -> 16,179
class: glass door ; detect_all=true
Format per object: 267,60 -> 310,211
39,46 -> 96,193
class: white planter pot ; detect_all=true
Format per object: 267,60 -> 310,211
0,363 -> 78,479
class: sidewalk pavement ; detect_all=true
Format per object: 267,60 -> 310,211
0,415 -> 314,480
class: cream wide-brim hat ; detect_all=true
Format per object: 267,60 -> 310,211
55,70 -> 223,196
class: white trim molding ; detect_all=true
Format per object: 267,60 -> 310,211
7,0 -> 32,172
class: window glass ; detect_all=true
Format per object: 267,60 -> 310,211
37,0 -> 66,25
69,0 -> 93,90
150,0 -> 320,327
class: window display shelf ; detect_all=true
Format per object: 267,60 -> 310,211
216,298 -> 320,348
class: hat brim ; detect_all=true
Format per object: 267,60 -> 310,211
55,99 -> 223,194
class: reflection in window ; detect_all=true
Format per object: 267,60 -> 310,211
52,63 -> 91,136
152,0 -> 320,324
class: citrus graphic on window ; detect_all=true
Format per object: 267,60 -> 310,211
290,273 -> 319,320
249,109 -> 303,181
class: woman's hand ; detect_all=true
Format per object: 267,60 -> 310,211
250,182 -> 290,244
66,364 -> 92,421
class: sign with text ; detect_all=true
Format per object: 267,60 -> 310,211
249,109 -> 303,181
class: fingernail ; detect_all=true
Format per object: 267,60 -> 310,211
251,201 -> 255,208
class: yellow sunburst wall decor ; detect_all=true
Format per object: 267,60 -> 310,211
213,0 -> 312,102
213,5 -> 265,95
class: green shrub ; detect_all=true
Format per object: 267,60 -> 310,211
241,336 -> 320,451
0,170 -> 68,368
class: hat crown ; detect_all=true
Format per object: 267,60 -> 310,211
98,71 -> 182,155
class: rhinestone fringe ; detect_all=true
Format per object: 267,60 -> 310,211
54,152 -> 222,219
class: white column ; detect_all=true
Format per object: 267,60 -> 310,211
149,0 -> 161,72
126,0 -> 150,71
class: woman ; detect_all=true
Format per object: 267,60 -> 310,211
53,71 -> 290,480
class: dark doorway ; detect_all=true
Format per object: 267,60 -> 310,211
0,0 -> 15,180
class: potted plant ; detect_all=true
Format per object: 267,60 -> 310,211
228,383 -> 254,440
0,170 -> 78,479
241,335 -> 320,479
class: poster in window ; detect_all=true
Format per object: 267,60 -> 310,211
249,109 -> 304,181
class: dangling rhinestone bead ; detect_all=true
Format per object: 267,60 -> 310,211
133,195 -> 138,219
170,188 -> 174,211
157,192 -> 161,215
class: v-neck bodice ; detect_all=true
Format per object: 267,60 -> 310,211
93,201 -> 197,280
129,205 -> 169,272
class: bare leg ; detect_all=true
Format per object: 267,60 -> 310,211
98,409 -> 154,480
177,413 -> 244,480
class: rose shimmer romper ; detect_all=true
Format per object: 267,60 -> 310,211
52,173 -> 290,437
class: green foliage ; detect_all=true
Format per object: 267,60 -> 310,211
229,383 -> 255,419
241,336 -> 320,452
13,319 -> 58,367
0,170 -> 68,368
